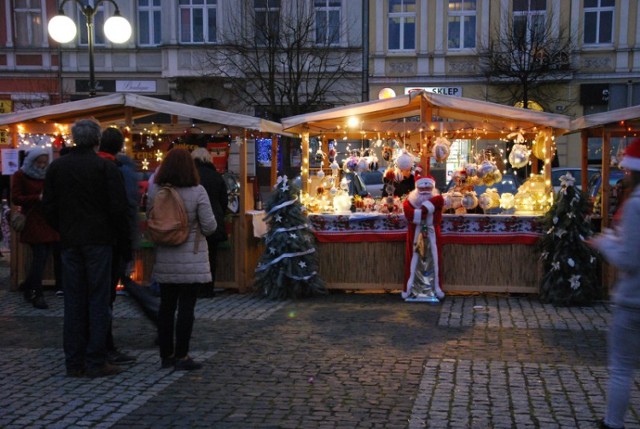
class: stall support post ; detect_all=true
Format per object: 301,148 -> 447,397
301,132 -> 310,194
601,129 -> 611,230
581,131 -> 589,191
270,134 -> 278,188
419,95 -> 432,174
237,130 -> 250,292
543,127 -> 552,190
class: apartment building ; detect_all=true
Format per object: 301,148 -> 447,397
1,1 -> 639,165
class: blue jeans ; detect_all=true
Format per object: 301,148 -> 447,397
158,283 -> 199,360
605,305 -> 640,428
62,245 -> 113,371
25,242 -> 61,295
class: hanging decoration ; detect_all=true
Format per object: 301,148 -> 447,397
531,130 -> 556,160
432,136 -> 451,162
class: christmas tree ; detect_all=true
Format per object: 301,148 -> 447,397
538,172 -> 601,306
254,176 -> 326,299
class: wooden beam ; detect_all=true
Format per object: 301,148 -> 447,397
601,129 -> 611,230
581,131 -> 589,191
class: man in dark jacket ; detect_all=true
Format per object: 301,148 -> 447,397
191,147 -> 228,297
43,119 -> 131,378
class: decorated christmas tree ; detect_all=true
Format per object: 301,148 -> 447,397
538,172 -> 601,306
254,176 -> 326,299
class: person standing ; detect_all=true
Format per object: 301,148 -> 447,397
11,146 -> 62,309
43,119 -> 131,378
149,148 -> 217,370
98,127 -> 140,365
589,139 -> 640,429
191,147 -> 228,298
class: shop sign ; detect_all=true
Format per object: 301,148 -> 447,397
116,80 -> 157,93
404,87 -> 462,97
580,84 -> 609,105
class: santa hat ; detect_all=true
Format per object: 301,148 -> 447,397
620,138 -> 640,171
395,152 -> 414,171
415,174 -> 436,188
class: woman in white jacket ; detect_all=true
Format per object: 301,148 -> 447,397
148,148 -> 217,371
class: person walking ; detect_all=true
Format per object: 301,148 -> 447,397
98,127 -> 140,365
191,147 -> 228,298
149,148 -> 216,371
11,146 -> 62,309
43,119 -> 131,378
589,138 -> 640,429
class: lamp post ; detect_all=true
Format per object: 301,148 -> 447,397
48,0 -> 132,97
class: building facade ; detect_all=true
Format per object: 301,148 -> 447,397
1,1 -> 640,165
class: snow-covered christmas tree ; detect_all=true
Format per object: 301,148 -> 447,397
538,172 -> 601,306
254,175 -> 326,300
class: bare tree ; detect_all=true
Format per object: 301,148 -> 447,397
478,9 -> 576,111
197,1 -> 360,120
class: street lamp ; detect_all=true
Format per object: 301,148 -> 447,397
48,0 -> 132,97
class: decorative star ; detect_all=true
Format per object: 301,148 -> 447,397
298,261 -> 307,268
540,251 -> 549,260
551,262 -> 560,271
146,136 -> 155,148
590,256 -> 596,263
567,258 -> 575,267
569,274 -> 581,290
567,212 -> 575,218
560,172 -> 575,188
275,214 -> 283,222
155,150 -> 163,162
269,247 -> 276,254
289,232 -> 297,239
142,158 -> 150,170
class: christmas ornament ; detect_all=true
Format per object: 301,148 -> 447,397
508,143 -> 530,168
532,131 -> 555,160
476,160 -> 496,178
382,146 -> 393,162
462,191 -> 478,210
500,193 -> 515,210
432,137 -> 451,162
314,148 -> 325,164
465,163 -> 478,178
316,170 -> 325,180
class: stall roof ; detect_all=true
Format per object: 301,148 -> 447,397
281,90 -> 571,139
0,93 -> 286,135
570,105 -> 640,134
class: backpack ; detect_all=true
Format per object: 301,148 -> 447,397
146,186 -> 189,246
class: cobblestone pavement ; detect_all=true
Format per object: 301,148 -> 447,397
0,254 -> 638,429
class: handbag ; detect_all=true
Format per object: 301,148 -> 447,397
10,209 -> 27,232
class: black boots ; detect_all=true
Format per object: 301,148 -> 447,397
21,283 -> 48,309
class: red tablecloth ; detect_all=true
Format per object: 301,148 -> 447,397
308,213 -> 544,245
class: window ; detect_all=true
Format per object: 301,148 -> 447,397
513,0 -> 546,49
79,3 -> 106,46
314,0 -> 341,45
138,0 -> 162,46
14,0 -> 43,47
448,0 -> 476,49
584,0 -> 614,45
179,0 -> 217,44
388,0 -> 415,50
254,0 -> 280,46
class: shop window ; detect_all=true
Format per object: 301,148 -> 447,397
388,0 -> 416,51
138,0 -> 162,46
583,0 -> 614,45
314,0 -> 341,46
448,0 -> 476,50
179,0 -> 217,44
14,0 -> 43,48
254,0 -> 280,46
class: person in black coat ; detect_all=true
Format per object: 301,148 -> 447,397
191,148 -> 228,297
43,119 -> 131,378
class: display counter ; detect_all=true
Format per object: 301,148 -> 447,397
305,212 -> 544,293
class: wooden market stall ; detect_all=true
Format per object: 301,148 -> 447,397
0,93 -> 285,293
279,90 -> 573,293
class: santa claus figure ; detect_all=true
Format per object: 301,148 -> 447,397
402,174 -> 445,302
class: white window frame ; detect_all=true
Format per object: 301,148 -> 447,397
254,0 -> 280,46
13,0 -> 44,48
512,0 -> 546,48
314,0 -> 341,46
447,0 -> 476,50
583,0 -> 615,46
387,0 -> 416,51
178,0 -> 218,44
137,0 -> 162,46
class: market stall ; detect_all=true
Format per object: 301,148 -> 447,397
0,93 -> 285,292
279,90 -> 572,293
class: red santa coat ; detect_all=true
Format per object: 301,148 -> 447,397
402,192 -> 444,294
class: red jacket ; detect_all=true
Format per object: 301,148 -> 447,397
11,170 -> 60,244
